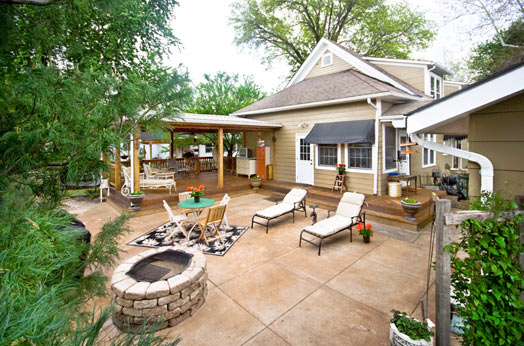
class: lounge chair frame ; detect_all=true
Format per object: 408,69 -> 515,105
299,204 -> 365,256
251,195 -> 307,233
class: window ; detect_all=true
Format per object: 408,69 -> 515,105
321,53 -> 332,67
299,138 -> 311,161
317,144 -> 337,167
205,144 -> 213,153
451,139 -> 462,169
422,134 -> 436,167
384,126 -> 397,171
430,74 -> 442,99
348,143 -> 372,169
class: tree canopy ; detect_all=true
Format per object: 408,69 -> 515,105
187,72 -> 265,156
230,0 -> 435,73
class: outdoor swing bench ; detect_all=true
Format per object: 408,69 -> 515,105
251,188 -> 308,233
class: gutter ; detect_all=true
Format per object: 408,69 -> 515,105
409,133 -> 494,193
368,98 -> 380,195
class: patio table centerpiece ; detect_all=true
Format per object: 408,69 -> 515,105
355,222 -> 373,243
390,310 -> 434,346
187,185 -> 205,203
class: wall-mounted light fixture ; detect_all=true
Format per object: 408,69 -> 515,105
298,122 -> 308,128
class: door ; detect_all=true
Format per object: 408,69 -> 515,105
398,129 -> 410,175
296,133 -> 314,185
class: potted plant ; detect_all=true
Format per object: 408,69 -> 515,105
129,191 -> 145,211
250,176 -> 262,190
336,163 -> 346,175
355,222 -> 373,243
400,198 -> 421,222
390,310 -> 434,346
187,185 -> 205,203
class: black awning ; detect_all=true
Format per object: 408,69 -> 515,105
304,120 -> 375,144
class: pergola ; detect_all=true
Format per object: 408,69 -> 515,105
113,113 -> 282,193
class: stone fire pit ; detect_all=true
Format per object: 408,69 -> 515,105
111,246 -> 207,332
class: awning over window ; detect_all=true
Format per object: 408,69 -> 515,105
443,135 -> 467,141
304,120 -> 375,144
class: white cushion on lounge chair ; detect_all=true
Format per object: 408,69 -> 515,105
335,192 -> 365,219
282,188 -> 308,205
303,215 -> 354,237
256,203 -> 295,218
142,178 -> 175,186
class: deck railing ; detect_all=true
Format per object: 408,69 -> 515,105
143,157 -> 218,174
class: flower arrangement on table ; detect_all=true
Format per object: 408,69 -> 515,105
187,185 -> 205,202
355,222 -> 373,243
336,163 -> 346,175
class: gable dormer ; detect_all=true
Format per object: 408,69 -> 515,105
305,49 -> 354,79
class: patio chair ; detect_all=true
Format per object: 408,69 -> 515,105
99,178 -> 110,202
162,200 -> 188,242
178,191 -> 193,219
219,193 -> 231,227
299,192 -> 366,256
121,167 -> 132,196
251,188 -> 308,233
194,205 -> 226,245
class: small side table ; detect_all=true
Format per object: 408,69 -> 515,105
332,175 -> 346,193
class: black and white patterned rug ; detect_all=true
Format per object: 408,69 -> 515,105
128,222 -> 249,256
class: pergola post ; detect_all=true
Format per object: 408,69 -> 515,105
114,146 -> 121,190
218,128 -> 224,188
133,129 -> 140,192
149,143 -> 153,160
170,131 -> 174,159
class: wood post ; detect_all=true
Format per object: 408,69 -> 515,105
435,199 -> 452,346
170,131 -> 174,159
218,128 -> 224,188
102,153 -> 108,178
149,143 -> 153,160
242,131 -> 246,147
115,146 -> 121,190
196,158 -> 201,175
133,129 -> 140,192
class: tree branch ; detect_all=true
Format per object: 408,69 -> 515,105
1,0 -> 65,5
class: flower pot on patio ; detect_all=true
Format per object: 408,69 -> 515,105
401,199 -> 421,222
363,235 -> 370,243
129,192 -> 145,211
390,310 -> 434,346
194,195 -> 200,203
250,177 -> 261,190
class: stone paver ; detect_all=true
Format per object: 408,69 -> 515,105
71,191 -> 437,345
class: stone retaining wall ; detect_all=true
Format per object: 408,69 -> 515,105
111,246 -> 207,332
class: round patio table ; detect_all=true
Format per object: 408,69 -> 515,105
178,198 -> 215,240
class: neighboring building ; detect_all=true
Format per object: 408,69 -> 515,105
407,62 -> 524,200
234,38 -> 465,195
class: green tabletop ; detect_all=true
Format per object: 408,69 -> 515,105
178,198 -> 215,209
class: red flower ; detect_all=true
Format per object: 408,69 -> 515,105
194,188 -> 200,193
355,222 -> 364,230
199,184 -> 205,190
366,223 -> 372,229
340,164 -> 346,167
186,186 -> 192,191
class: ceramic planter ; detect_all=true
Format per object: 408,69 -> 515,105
129,194 -> 145,211
363,235 -> 370,243
194,195 -> 201,203
251,180 -> 262,190
390,322 -> 433,346
401,200 -> 421,222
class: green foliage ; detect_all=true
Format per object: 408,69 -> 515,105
468,19 -> 524,81
130,191 -> 145,196
391,310 -> 434,342
403,198 -> 419,204
230,0 -> 434,72
187,72 -> 265,156
446,192 -> 524,345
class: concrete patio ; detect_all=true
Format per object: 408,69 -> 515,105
73,192 -> 442,345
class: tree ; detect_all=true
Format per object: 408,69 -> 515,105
0,0 -> 189,344
230,0 -> 434,73
187,72 -> 265,156
468,19 -> 524,80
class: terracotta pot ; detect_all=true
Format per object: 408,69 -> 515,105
363,235 -> 370,243
401,200 -> 421,222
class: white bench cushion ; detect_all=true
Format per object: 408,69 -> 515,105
256,203 -> 294,218
282,188 -> 307,205
142,179 -> 175,186
303,215 -> 354,237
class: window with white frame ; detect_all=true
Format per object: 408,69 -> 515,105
430,74 -> 442,99
348,143 -> 372,169
321,52 -> 333,67
384,126 -> 397,171
205,144 -> 213,153
422,134 -> 436,167
317,144 -> 338,167
451,139 -> 462,169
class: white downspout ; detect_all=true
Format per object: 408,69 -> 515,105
410,133 -> 494,193
130,133 -> 135,193
368,98 -> 380,195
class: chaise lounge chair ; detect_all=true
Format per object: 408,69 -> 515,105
251,188 -> 308,233
299,192 -> 365,256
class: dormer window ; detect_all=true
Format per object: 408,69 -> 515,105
430,73 -> 442,99
321,53 -> 333,67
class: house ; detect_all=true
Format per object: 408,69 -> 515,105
407,62 -> 524,200
234,38 -> 466,195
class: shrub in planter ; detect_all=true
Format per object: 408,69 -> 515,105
250,176 -> 262,189
390,310 -> 433,346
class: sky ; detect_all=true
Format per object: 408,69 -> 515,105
166,0 -> 491,92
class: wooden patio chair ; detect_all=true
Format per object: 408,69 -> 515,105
251,188 -> 308,233
162,200 -> 188,242
299,192 -> 365,256
194,205 -> 226,245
